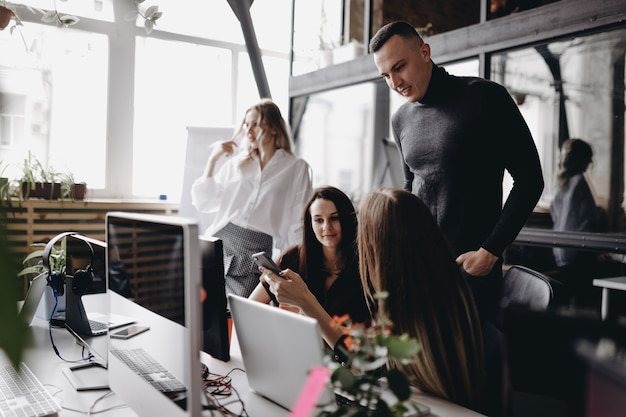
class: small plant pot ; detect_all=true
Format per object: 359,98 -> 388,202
0,6 -> 13,31
70,183 -> 87,200
22,182 -> 60,199
21,182 -> 87,200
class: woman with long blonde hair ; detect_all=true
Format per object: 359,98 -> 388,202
357,187 -> 485,411
192,99 -> 312,296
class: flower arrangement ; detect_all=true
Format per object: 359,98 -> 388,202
318,292 -> 425,417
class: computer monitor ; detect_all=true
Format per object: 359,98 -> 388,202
105,211 -> 202,417
199,236 -> 230,362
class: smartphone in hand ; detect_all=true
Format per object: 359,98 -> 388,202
252,252 -> 282,305
252,252 -> 281,274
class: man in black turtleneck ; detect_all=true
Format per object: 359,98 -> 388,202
370,21 -> 544,323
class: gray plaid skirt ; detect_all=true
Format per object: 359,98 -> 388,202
214,222 -> 273,297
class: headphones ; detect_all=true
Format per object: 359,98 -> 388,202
42,232 -> 94,297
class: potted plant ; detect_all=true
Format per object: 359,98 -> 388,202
19,151 -> 87,201
317,292 -> 425,416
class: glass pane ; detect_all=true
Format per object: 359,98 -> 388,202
149,0 -> 292,52
250,0 -> 293,53
133,37 -> 233,201
0,22 -> 108,189
292,0 -> 343,75
496,27 -> 626,302
296,82 -> 376,201
16,0 -> 114,22
491,28 -> 626,234
148,0 -> 243,43
236,52 -> 290,121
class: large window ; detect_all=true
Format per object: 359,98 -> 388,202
0,0 -> 292,201
297,82 -> 377,201
491,28 -> 626,232
0,22 -> 108,189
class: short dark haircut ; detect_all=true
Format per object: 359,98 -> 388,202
369,21 -> 424,53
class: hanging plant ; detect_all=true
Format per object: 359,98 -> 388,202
125,0 -> 162,35
0,1 -> 79,30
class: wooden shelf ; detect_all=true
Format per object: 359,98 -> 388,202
4,199 -> 180,294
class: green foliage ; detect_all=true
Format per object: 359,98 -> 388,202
0,212 -> 27,367
18,151 -> 86,200
317,292 -> 425,417
0,160 -> 17,212
18,240 -> 66,281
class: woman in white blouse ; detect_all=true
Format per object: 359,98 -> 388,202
191,99 -> 313,297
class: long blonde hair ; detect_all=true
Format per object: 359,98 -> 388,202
357,187 -> 485,410
233,98 -> 295,168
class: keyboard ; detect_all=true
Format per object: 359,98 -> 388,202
110,348 -> 186,394
0,362 -> 61,417
88,320 -> 108,333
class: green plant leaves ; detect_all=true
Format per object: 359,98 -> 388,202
386,369 -> 411,402
0,223 -> 27,367
319,292 -> 422,417
386,334 -> 421,361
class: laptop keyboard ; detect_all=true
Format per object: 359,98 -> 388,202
110,348 -> 186,394
0,363 -> 60,417
88,320 -> 108,332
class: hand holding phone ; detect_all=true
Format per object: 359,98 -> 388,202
252,252 -> 282,305
252,252 -> 281,275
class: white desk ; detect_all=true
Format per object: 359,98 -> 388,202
593,276 -> 626,320
19,302 -> 485,417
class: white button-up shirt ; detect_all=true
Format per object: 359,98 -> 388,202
191,149 -> 313,253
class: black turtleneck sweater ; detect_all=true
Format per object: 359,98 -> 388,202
391,64 -> 544,260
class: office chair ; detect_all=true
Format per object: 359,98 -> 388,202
499,266 -> 576,417
500,264 -> 556,311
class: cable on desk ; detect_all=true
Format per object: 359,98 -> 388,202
47,385 -> 128,416
201,365 -> 249,417
47,297 -> 94,364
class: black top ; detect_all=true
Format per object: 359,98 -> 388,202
392,64 -> 544,258
277,245 -> 370,324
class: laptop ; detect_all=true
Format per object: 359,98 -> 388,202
19,272 -> 49,326
227,294 -> 334,410
64,275 -> 136,337
228,295 -> 431,416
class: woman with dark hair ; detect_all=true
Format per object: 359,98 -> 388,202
191,99 -> 312,297
259,186 -> 494,412
250,186 -> 370,334
551,137 -> 596,264
551,138 -> 604,306
356,187 -> 485,412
